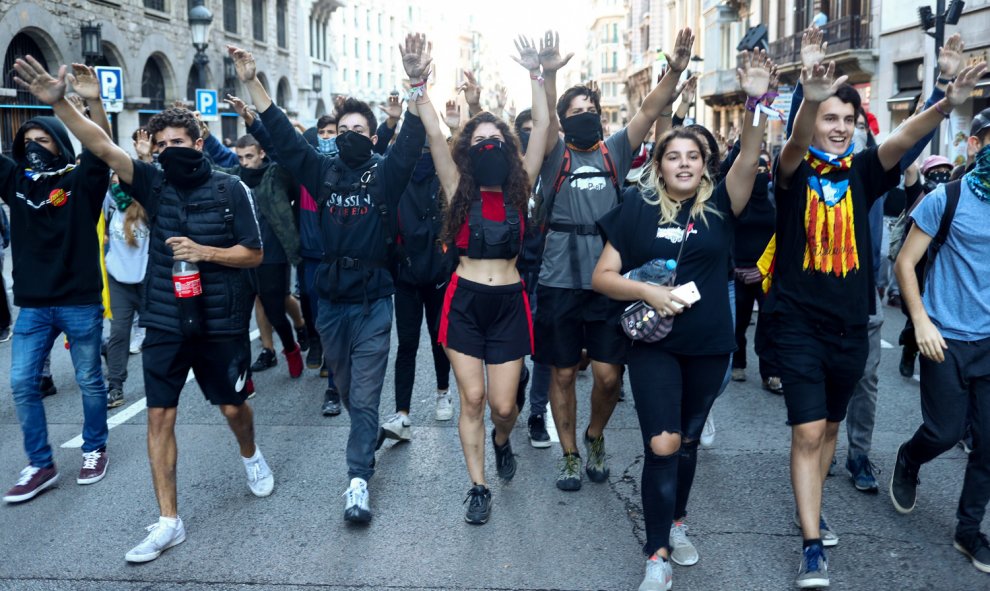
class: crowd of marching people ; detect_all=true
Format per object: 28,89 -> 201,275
1,22 -> 989,590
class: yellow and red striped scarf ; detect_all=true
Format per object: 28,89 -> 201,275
802,147 -> 859,277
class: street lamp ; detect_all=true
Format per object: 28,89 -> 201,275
918,0 -> 965,155
189,0 -> 214,88
690,55 -> 704,123
312,72 -> 323,93
80,22 -> 102,66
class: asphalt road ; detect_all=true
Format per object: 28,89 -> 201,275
0,256 -> 986,590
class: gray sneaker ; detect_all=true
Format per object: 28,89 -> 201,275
107,388 -> 124,409
638,555 -> 672,591
796,543 -> 829,588
669,521 -> 699,566
556,453 -> 582,491
584,432 -> 609,483
381,413 -> 412,441
793,509 -> 838,547
125,517 -> 186,563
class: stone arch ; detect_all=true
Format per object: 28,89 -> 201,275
0,2 -> 66,74
315,98 -> 327,118
135,34 -> 181,102
276,76 -> 291,109
186,61 -> 216,101
2,29 -> 60,106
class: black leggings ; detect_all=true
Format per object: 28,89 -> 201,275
255,263 -> 296,351
394,278 -> 450,412
733,278 -> 779,378
297,262 -> 316,343
627,345 -> 728,556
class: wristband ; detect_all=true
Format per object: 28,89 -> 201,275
407,78 -> 428,100
934,101 -> 951,119
530,73 -> 544,85
659,112 -> 673,118
937,76 -> 955,85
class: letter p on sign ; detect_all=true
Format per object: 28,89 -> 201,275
94,66 -> 123,113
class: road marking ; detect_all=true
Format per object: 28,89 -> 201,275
545,397 -> 560,443
881,339 -> 894,349
61,328 -> 260,449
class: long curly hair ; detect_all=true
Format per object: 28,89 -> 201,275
639,128 -> 722,228
441,112 -> 531,244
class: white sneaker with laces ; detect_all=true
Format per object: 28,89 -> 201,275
638,555 -> 672,591
125,517 -> 186,563
435,390 -> 454,421
129,323 -> 145,355
381,413 -> 412,440
669,521 -> 700,566
343,477 -> 372,523
700,414 -> 716,448
243,448 -> 274,497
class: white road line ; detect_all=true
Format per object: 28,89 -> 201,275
881,339 -> 894,349
60,328 -> 261,449
545,398 -> 560,443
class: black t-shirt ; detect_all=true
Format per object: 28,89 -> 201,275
766,147 -> 899,327
597,182 -> 736,356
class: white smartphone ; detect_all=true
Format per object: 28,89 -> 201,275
670,281 -> 701,310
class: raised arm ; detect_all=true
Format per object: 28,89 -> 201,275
878,62 -> 986,171
511,35 -> 550,185
538,31 -> 574,153
725,50 -> 777,216
68,64 -> 112,139
626,28 -> 695,149
458,71 -> 483,118
14,56 -> 133,183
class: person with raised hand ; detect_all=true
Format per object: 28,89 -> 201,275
229,34 -> 429,524
592,49 -> 776,591
413,32 -> 549,524
535,27 -> 693,495
763,22 -> 987,587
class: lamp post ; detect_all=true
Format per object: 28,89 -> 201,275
690,55 -> 704,124
919,0 -> 965,155
189,0 -> 214,90
80,22 -> 102,66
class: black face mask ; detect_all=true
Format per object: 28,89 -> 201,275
336,131 -> 374,169
924,170 -> 952,186
25,142 -> 59,172
518,130 -> 531,154
238,162 -> 268,188
157,147 -> 211,190
561,111 -> 603,150
469,139 -> 510,187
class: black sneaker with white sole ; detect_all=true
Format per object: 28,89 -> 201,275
528,414 -> 551,448
492,429 -> 517,481
953,532 -> 990,574
889,443 -> 920,514
250,348 -> 277,372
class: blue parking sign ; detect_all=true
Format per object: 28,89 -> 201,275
196,89 -> 218,121
93,66 -> 123,113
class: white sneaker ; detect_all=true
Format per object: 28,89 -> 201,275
638,555 -> 672,591
700,414 -> 715,448
381,413 -> 412,440
669,521 -> 700,566
435,390 -> 454,421
125,517 -> 186,563
129,324 -> 145,355
343,477 -> 371,523
243,448 -> 274,497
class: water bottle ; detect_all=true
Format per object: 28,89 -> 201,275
625,258 -> 677,285
172,260 -> 204,338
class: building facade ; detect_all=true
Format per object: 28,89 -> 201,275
584,0 -> 629,134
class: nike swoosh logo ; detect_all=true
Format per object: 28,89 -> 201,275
436,282 -> 448,290
234,371 -> 248,393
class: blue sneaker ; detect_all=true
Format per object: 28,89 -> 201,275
796,543 -> 829,588
846,455 -> 879,493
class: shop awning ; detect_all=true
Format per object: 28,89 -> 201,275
886,89 -> 921,112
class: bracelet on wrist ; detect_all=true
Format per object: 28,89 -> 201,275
936,76 -> 956,85
934,101 -> 951,119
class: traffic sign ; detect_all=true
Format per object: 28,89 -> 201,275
196,88 -> 218,121
94,66 -> 123,113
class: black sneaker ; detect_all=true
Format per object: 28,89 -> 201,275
899,348 -> 916,378
528,414 -> 551,449
890,443 -> 920,514
953,532 -> 990,573
295,325 -> 309,352
463,484 -> 492,525
492,429 -> 517,481
321,387 -> 342,416
306,340 -> 323,369
39,376 -> 57,398
250,348 -> 277,372
0,326 -> 11,343
107,388 -> 124,409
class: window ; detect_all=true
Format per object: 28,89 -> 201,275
354,39 -> 359,58
377,13 -> 383,33
366,41 -> 371,60
141,58 -> 167,110
343,68 -> 348,84
342,34 -> 347,56
612,51 -> 617,72
378,43 -> 383,62
378,73 -> 383,88
143,0 -> 166,10
252,0 -> 265,41
223,0 -> 237,34
366,9 -> 371,30
366,72 -> 371,87
309,17 -> 315,57
276,0 -> 287,48
612,23 -> 618,43
355,69 -> 360,85
321,22 -> 327,61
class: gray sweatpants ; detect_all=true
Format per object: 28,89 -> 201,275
106,275 -> 143,390
846,290 -> 884,460
317,296 -> 392,482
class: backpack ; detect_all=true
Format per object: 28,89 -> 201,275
538,142 -> 621,227
0,204 -> 9,249
918,180 -> 962,295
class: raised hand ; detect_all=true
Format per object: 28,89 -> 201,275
458,70 -> 481,107
946,61 -> 988,106
226,45 -> 257,82
134,128 -> 153,160
664,28 -> 695,73
736,49 -> 774,98
800,26 -> 827,71
192,110 -> 210,139
538,30 -> 574,73
382,93 -> 403,120
443,99 -> 461,130
65,94 -> 87,114
512,35 -> 541,73
938,33 -> 965,79
399,33 -> 433,82
12,56 -> 67,106
68,63 -> 100,101
224,94 -> 255,126
800,60 -> 848,103
678,75 -> 698,102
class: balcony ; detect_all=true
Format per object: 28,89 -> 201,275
769,15 -> 875,82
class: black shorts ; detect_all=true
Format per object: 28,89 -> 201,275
143,328 -> 252,408
533,285 -> 628,368
760,314 -> 868,425
438,274 -> 532,364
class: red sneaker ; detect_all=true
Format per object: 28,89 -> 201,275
77,448 -> 108,485
246,378 -> 256,400
284,344 -> 303,378
4,465 -> 59,503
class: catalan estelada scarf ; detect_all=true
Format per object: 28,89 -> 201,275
802,146 -> 859,277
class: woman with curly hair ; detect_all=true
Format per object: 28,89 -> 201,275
409,35 -> 549,524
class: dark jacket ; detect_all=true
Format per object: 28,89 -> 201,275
216,162 -> 300,266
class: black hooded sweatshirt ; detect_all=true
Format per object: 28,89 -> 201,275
0,116 -> 109,307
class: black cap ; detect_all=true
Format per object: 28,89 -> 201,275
971,107 -> 990,137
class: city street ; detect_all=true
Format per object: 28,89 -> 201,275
0,269 -> 986,590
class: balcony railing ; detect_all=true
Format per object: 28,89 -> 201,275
769,15 -> 871,67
